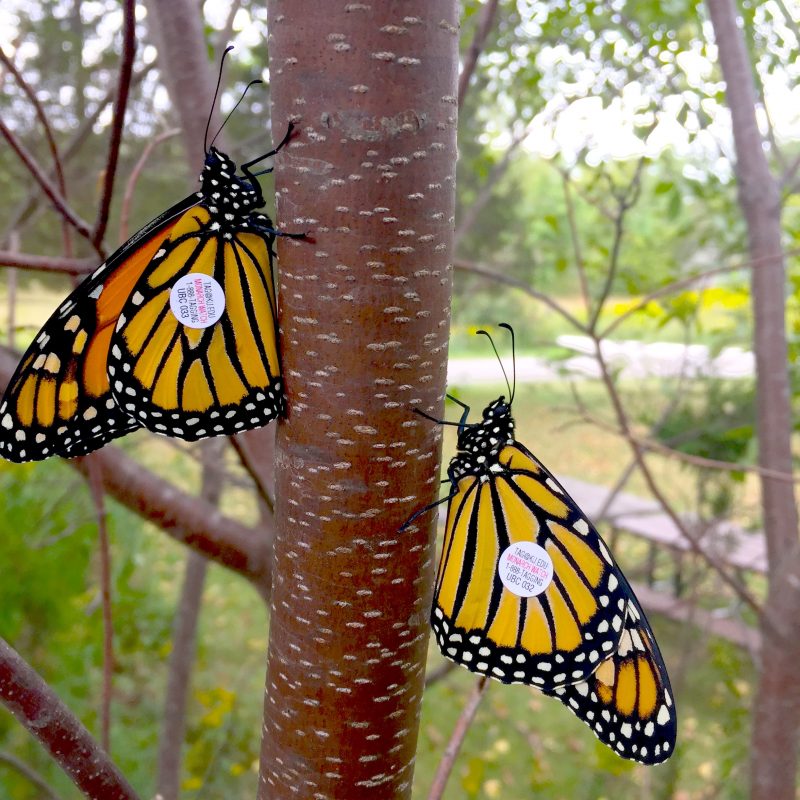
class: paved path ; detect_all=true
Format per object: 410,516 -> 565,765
448,335 -> 754,384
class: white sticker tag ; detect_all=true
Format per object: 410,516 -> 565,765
169,274 -> 226,329
498,541 -> 554,598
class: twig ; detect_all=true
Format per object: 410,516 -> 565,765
424,660 -> 457,688
0,638 -> 140,800
216,0 -> 243,50
0,118 -> 95,245
561,170 -> 591,313
0,63 -> 155,246
589,158 -> 646,332
92,0 -> 137,248
590,337 -> 766,622
119,128 -> 181,242
0,46 -> 72,257
0,749 -> 65,800
580,409 -> 800,483
458,0 -> 501,108
0,251 -> 95,275
454,123 -> 531,249
86,457 -> 113,753
156,441 -> 221,800
230,429 -> 276,515
454,258 -> 587,332
599,245 -> 800,338
427,676 -> 489,800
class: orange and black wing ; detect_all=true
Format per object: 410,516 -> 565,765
108,207 -> 282,439
544,595 -> 677,764
432,442 -> 629,689
0,199 -> 195,461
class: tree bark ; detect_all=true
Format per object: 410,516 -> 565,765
259,3 -> 458,798
705,2 -> 800,798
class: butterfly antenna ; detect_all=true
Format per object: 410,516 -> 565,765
209,79 -> 263,149
476,328 -> 512,401
204,45 -> 234,153
499,323 -> 516,403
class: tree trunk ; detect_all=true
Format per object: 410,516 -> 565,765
143,0 -> 220,167
259,3 -> 459,798
705,2 -> 800,798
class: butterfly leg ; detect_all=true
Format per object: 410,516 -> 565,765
399,482 -> 457,531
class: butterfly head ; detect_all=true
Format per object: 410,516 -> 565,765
451,396 -> 515,479
201,147 -> 262,217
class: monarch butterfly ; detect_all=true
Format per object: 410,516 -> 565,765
405,324 -> 676,764
0,50 -> 296,462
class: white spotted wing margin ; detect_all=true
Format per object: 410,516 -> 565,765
542,594 -> 677,765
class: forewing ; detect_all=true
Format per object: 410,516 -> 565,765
544,596 -> 677,764
109,207 -> 283,439
0,203 -> 192,461
431,443 -> 629,688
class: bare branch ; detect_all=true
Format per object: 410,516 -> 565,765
86,457 -> 114,753
454,258 -> 587,331
1,63 -> 155,247
426,677 -> 489,800
0,46 -> 72,256
0,750 -> 65,800
458,0 -> 501,109
0,251 -> 95,275
0,119 -> 95,245
119,128 -> 181,242
92,0 -> 137,247
588,337 -> 766,622
0,638 -> 140,800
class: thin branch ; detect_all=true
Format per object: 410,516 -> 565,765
86,457 -> 113,753
0,118 -> 95,245
119,128 -> 181,242
560,170 -> 591,313
0,750 -> 66,800
590,337 -> 766,622
454,123 -> 531,249
600,245 -> 800,338
424,660 -> 457,688
0,638 -> 140,800
216,0 -> 243,51
1,63 -> 155,247
426,677 -> 489,800
92,0 -> 137,247
0,251 -> 95,275
458,0 -> 501,109
71,446 -> 272,592
230,428 -> 276,515
454,258 -> 587,332
0,45 -> 72,257
589,158 -> 646,332
580,409 -> 800,483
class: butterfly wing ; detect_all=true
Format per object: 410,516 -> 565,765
431,442 -> 630,688
544,593 -> 677,764
0,198 -> 197,461
108,206 -> 283,439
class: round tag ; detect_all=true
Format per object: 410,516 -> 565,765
169,274 -> 226,329
498,541 -> 554,598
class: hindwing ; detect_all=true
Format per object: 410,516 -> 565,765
431,442 -> 629,688
108,207 -> 283,439
544,594 -> 677,764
